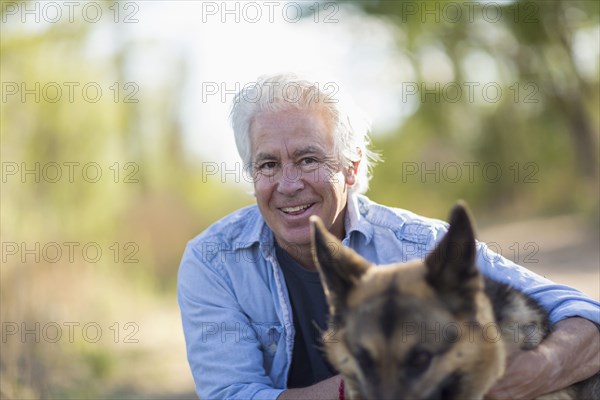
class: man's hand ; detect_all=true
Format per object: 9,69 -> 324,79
486,317 -> 600,399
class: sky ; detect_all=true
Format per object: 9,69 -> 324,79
4,0 -> 598,171
86,1 -> 417,167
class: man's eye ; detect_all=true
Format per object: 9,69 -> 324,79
260,162 -> 278,170
299,157 -> 318,167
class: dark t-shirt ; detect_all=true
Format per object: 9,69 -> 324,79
275,242 -> 336,388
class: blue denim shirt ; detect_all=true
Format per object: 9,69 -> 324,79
178,194 -> 600,400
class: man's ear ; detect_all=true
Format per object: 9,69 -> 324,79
424,202 -> 482,316
344,150 -> 361,186
310,215 -> 370,324
345,167 -> 357,186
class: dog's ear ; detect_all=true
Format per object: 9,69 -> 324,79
310,216 -> 370,323
425,202 -> 482,315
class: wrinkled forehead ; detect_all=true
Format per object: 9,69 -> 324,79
250,105 -> 334,134
249,108 -> 336,157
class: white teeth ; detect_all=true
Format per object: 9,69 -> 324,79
281,204 -> 311,213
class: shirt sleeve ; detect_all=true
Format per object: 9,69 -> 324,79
177,243 -> 285,400
475,241 -> 600,326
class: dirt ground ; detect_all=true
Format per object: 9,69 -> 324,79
479,214 -> 600,301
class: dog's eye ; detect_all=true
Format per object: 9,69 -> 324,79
406,349 -> 432,376
354,346 -> 375,369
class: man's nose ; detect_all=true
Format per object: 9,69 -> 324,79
276,164 -> 304,195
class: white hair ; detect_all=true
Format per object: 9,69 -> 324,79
229,73 -> 380,194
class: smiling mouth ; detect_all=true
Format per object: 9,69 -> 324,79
280,203 -> 315,215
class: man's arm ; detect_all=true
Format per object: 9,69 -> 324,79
486,317 -> 600,399
178,243 -> 285,400
466,237 -> 600,398
277,375 -> 342,400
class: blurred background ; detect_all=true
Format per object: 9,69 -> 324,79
1,0 -> 598,398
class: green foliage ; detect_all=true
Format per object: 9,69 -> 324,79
348,0 -> 599,222
1,11 -> 247,398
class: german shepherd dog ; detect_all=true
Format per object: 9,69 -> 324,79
310,204 -> 599,400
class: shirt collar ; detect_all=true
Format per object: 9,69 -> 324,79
344,192 -> 374,245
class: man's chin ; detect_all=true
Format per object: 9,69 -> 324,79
274,230 -> 311,250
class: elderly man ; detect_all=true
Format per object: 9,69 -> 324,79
178,73 -> 599,399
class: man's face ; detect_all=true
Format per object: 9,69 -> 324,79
249,108 -> 355,250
